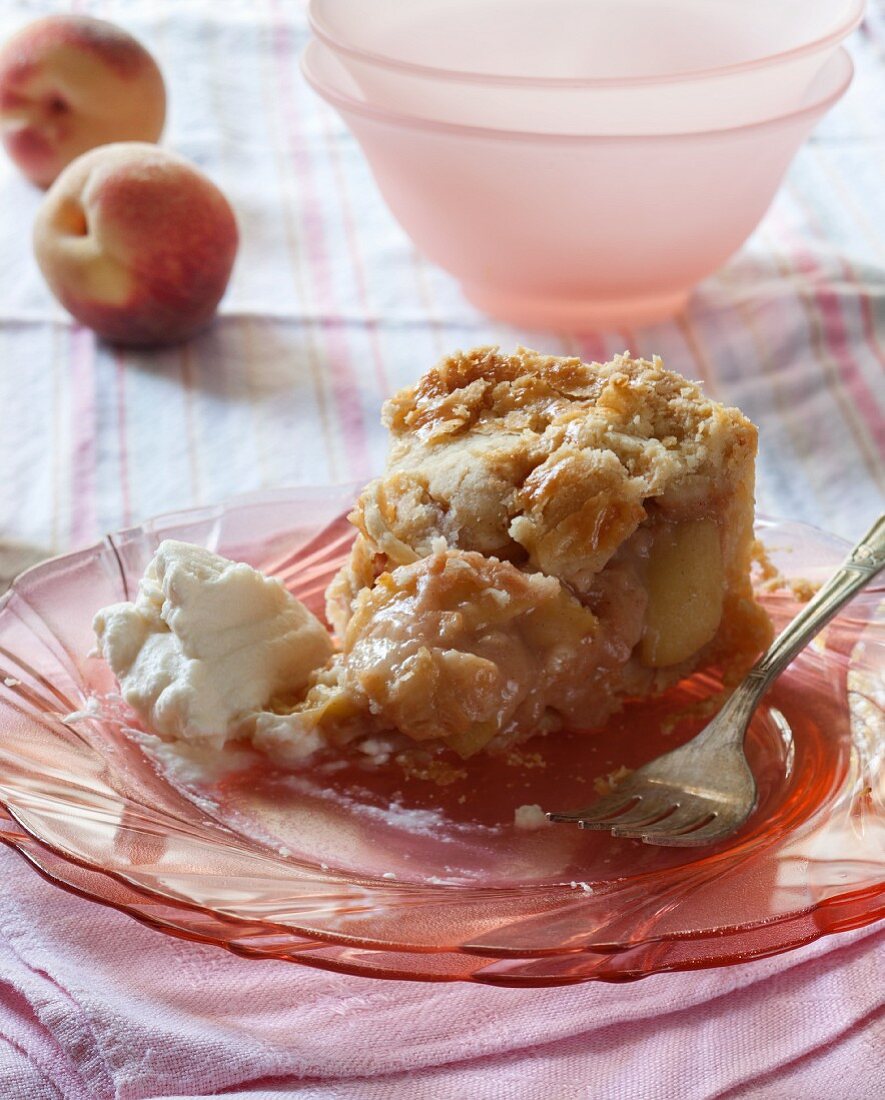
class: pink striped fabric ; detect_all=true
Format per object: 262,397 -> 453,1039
0,1 -> 882,1098
0,0 -> 875,550
0,0 -> 880,553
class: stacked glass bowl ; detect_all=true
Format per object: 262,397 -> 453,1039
304,0 -> 863,328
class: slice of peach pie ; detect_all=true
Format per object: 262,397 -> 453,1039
96,347 -> 772,763
260,346 -> 772,761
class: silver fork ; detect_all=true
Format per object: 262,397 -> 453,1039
548,514 -> 885,847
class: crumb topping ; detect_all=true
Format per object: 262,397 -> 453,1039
350,346 -> 757,594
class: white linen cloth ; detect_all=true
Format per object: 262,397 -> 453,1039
0,2 -> 882,1098
0,0 -> 881,553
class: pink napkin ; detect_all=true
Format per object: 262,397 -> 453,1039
0,845 -> 881,1100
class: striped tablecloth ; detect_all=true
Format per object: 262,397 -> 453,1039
0,3 -> 882,1099
0,0 -> 882,554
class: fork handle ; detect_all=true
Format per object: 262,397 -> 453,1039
745,513 -> 885,695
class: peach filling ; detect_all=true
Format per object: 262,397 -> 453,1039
639,517 -> 725,669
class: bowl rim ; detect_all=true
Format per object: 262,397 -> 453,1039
308,0 -> 865,89
302,39 -> 854,143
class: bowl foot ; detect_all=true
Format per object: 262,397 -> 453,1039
461,284 -> 692,331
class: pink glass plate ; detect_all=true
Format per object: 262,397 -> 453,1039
0,487 -> 882,986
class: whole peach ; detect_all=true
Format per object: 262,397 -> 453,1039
0,14 -> 165,188
34,143 -> 239,347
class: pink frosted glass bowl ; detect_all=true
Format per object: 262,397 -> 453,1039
311,0 -> 862,81
0,488 -> 882,986
310,0 -> 864,134
302,42 -> 852,329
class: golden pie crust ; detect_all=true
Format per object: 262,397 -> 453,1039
289,347 -> 772,758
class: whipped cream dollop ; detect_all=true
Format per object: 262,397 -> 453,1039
94,540 -> 333,750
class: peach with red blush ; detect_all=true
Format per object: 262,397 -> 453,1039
34,142 -> 238,346
0,14 -> 165,188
